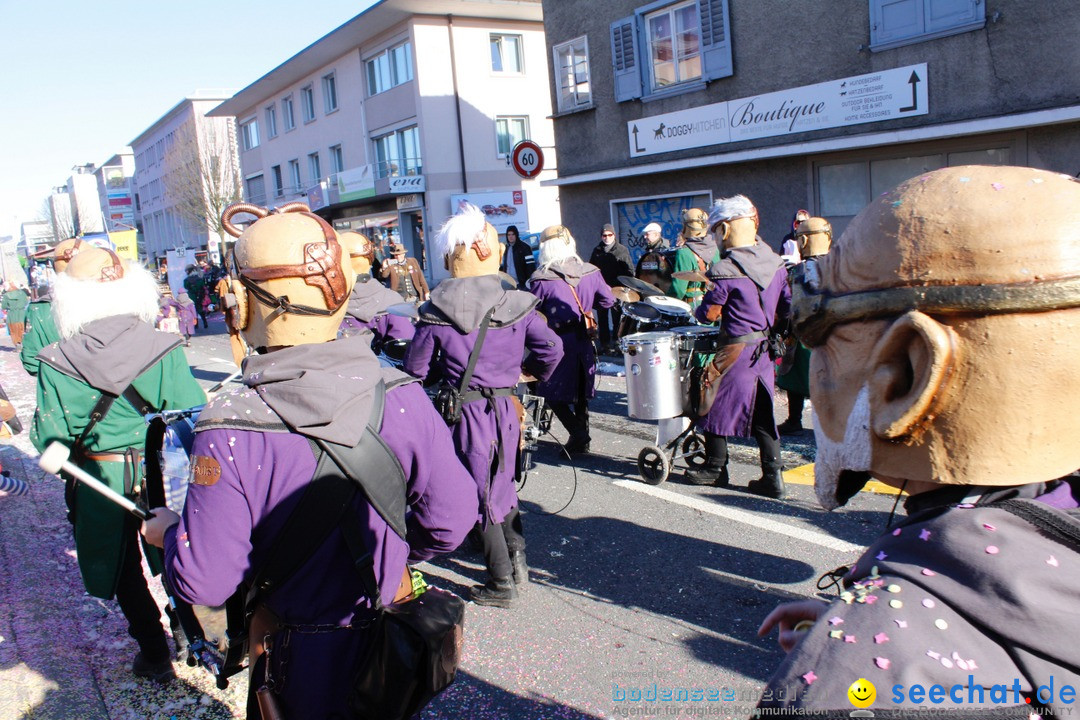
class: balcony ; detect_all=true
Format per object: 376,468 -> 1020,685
374,157 -> 423,180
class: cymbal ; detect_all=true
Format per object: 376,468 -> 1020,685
385,302 -> 419,319
617,275 -> 664,298
611,286 -> 641,303
672,270 -> 712,284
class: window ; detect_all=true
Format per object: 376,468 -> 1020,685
288,159 -> 301,192
490,34 -> 523,73
308,152 -> 322,183
301,85 -> 316,122
272,165 -> 284,197
553,36 -> 592,112
495,116 -> 529,157
366,41 -> 414,95
240,117 -> 259,151
870,0 -> 985,51
610,0 -> 731,102
265,105 -> 278,139
282,95 -> 295,131
322,73 -> 338,113
373,125 -> 421,178
329,144 -> 344,174
245,174 -> 266,205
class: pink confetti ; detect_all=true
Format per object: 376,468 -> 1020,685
921,568 -> 936,576
876,551 -> 888,561
922,598 -> 936,609
865,595 -> 878,605
1047,556 -> 1059,567
802,671 -> 818,685
927,650 -> 941,660
828,617 -> 844,626
991,183 -> 1005,191
874,633 -> 890,644
986,545 -> 1000,555
920,529 -> 932,541
957,503 -> 975,508
874,657 -> 891,670
957,659 -> 971,671
895,619 -> 908,629
982,523 -> 996,531
844,635 -> 857,643
892,528 -> 902,536
941,657 -> 954,669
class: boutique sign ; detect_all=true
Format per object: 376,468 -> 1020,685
627,63 -> 928,158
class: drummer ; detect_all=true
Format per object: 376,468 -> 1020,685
687,195 -> 791,499
635,222 -> 673,295
670,208 -> 718,309
338,231 -> 416,353
530,224 -> 616,455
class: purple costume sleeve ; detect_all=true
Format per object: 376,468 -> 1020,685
521,309 -> 564,382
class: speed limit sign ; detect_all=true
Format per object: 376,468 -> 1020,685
510,140 -> 545,179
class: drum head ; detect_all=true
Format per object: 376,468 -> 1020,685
645,295 -> 693,316
672,326 -> 719,338
622,301 -> 662,321
618,330 -> 677,352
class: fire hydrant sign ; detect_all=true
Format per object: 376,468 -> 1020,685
511,140 -> 544,178
627,63 -> 928,158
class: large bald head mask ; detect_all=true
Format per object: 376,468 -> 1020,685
793,166 -> 1080,509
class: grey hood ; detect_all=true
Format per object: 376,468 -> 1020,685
683,233 -> 719,265
346,275 -> 406,323
529,257 -> 599,288
242,334 -> 383,446
40,315 -> 181,394
707,239 -> 785,290
421,274 -> 538,333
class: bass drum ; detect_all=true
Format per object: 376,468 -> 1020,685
618,331 -> 684,419
644,295 -> 695,330
617,301 -> 662,339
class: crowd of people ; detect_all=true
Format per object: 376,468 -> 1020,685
4,164 -> 1079,718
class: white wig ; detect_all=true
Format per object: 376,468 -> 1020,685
538,232 -> 579,269
707,194 -> 757,230
52,261 -> 160,339
434,203 -> 488,260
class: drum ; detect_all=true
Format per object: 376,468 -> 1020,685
618,331 -> 684,419
617,301 -> 662,339
672,326 -> 724,355
378,338 -> 410,369
644,295 -> 694,329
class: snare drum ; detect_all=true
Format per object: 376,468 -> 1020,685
618,331 -> 684,419
617,301 -> 662,339
672,326 -> 724,354
644,295 -> 694,329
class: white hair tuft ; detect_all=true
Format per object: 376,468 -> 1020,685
434,203 -> 488,261
52,261 -> 161,339
708,194 -> 757,229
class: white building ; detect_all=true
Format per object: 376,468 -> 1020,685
211,0 -> 559,285
94,149 -> 136,234
130,91 -> 239,269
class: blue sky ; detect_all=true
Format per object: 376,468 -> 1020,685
0,0 -> 377,238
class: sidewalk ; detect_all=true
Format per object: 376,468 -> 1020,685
0,338 -> 246,720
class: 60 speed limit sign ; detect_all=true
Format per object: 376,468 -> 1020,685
510,140 -> 545,179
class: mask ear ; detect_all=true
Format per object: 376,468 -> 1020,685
868,310 -> 956,440
226,278 -> 249,332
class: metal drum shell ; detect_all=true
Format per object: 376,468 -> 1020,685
672,325 -> 724,354
644,295 -> 694,330
618,331 -> 684,420
617,301 -> 663,339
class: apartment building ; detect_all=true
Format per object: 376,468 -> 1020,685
541,0 -> 1080,260
130,91 -> 239,268
211,0 -> 559,285
94,149 -> 136,234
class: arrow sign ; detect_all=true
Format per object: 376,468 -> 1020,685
900,71 -> 921,112
632,125 -> 645,153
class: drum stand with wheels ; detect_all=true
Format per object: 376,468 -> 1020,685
636,415 -> 708,485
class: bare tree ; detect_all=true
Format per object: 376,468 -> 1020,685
39,196 -> 75,244
162,119 -> 242,251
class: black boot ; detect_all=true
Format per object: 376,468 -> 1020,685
510,550 -> 528,586
132,651 -> 175,683
684,464 -> 729,487
776,417 -> 803,435
470,577 -> 518,609
747,469 -> 786,499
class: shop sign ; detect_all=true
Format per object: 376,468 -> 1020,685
451,190 -> 528,234
337,164 -> 376,202
389,175 -> 425,193
396,194 -> 423,211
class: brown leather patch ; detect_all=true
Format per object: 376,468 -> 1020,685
189,455 -> 222,486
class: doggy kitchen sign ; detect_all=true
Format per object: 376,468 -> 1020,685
627,63 -> 928,158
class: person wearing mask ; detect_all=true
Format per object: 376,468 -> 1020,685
182,265 -> 209,330
2,282 -> 30,348
22,237 -> 84,375
670,208 -> 719,308
589,223 -> 633,352
530,224 -> 616,454
338,231 -> 415,350
142,202 -> 477,717
757,165 -> 1080,717
405,204 -> 563,609
499,224 -> 536,287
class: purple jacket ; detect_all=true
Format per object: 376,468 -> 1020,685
696,242 -> 791,437
404,275 -> 563,525
164,339 -> 477,718
529,261 -> 616,403
339,276 -> 416,347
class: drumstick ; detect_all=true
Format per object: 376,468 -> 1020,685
38,442 -> 152,520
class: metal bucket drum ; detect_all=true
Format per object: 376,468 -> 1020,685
644,295 -> 694,329
619,331 -> 684,419
672,326 -> 724,355
617,301 -> 662,339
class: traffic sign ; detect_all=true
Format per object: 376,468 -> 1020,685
510,140 -> 544,179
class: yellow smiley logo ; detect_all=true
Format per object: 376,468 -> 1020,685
847,678 -> 876,708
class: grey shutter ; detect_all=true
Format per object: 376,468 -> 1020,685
925,0 -> 982,34
699,0 -> 733,81
870,0 -> 923,46
610,16 -> 642,102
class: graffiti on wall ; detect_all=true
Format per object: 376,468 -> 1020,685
613,193 -> 712,265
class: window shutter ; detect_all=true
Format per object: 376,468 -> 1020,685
925,0 -> 981,33
610,17 -> 642,102
699,0 -> 733,81
871,0 -> 924,46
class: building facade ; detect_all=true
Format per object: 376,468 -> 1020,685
212,0 -> 559,285
130,92 -> 240,268
541,0 -> 1080,260
94,150 -> 136,234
